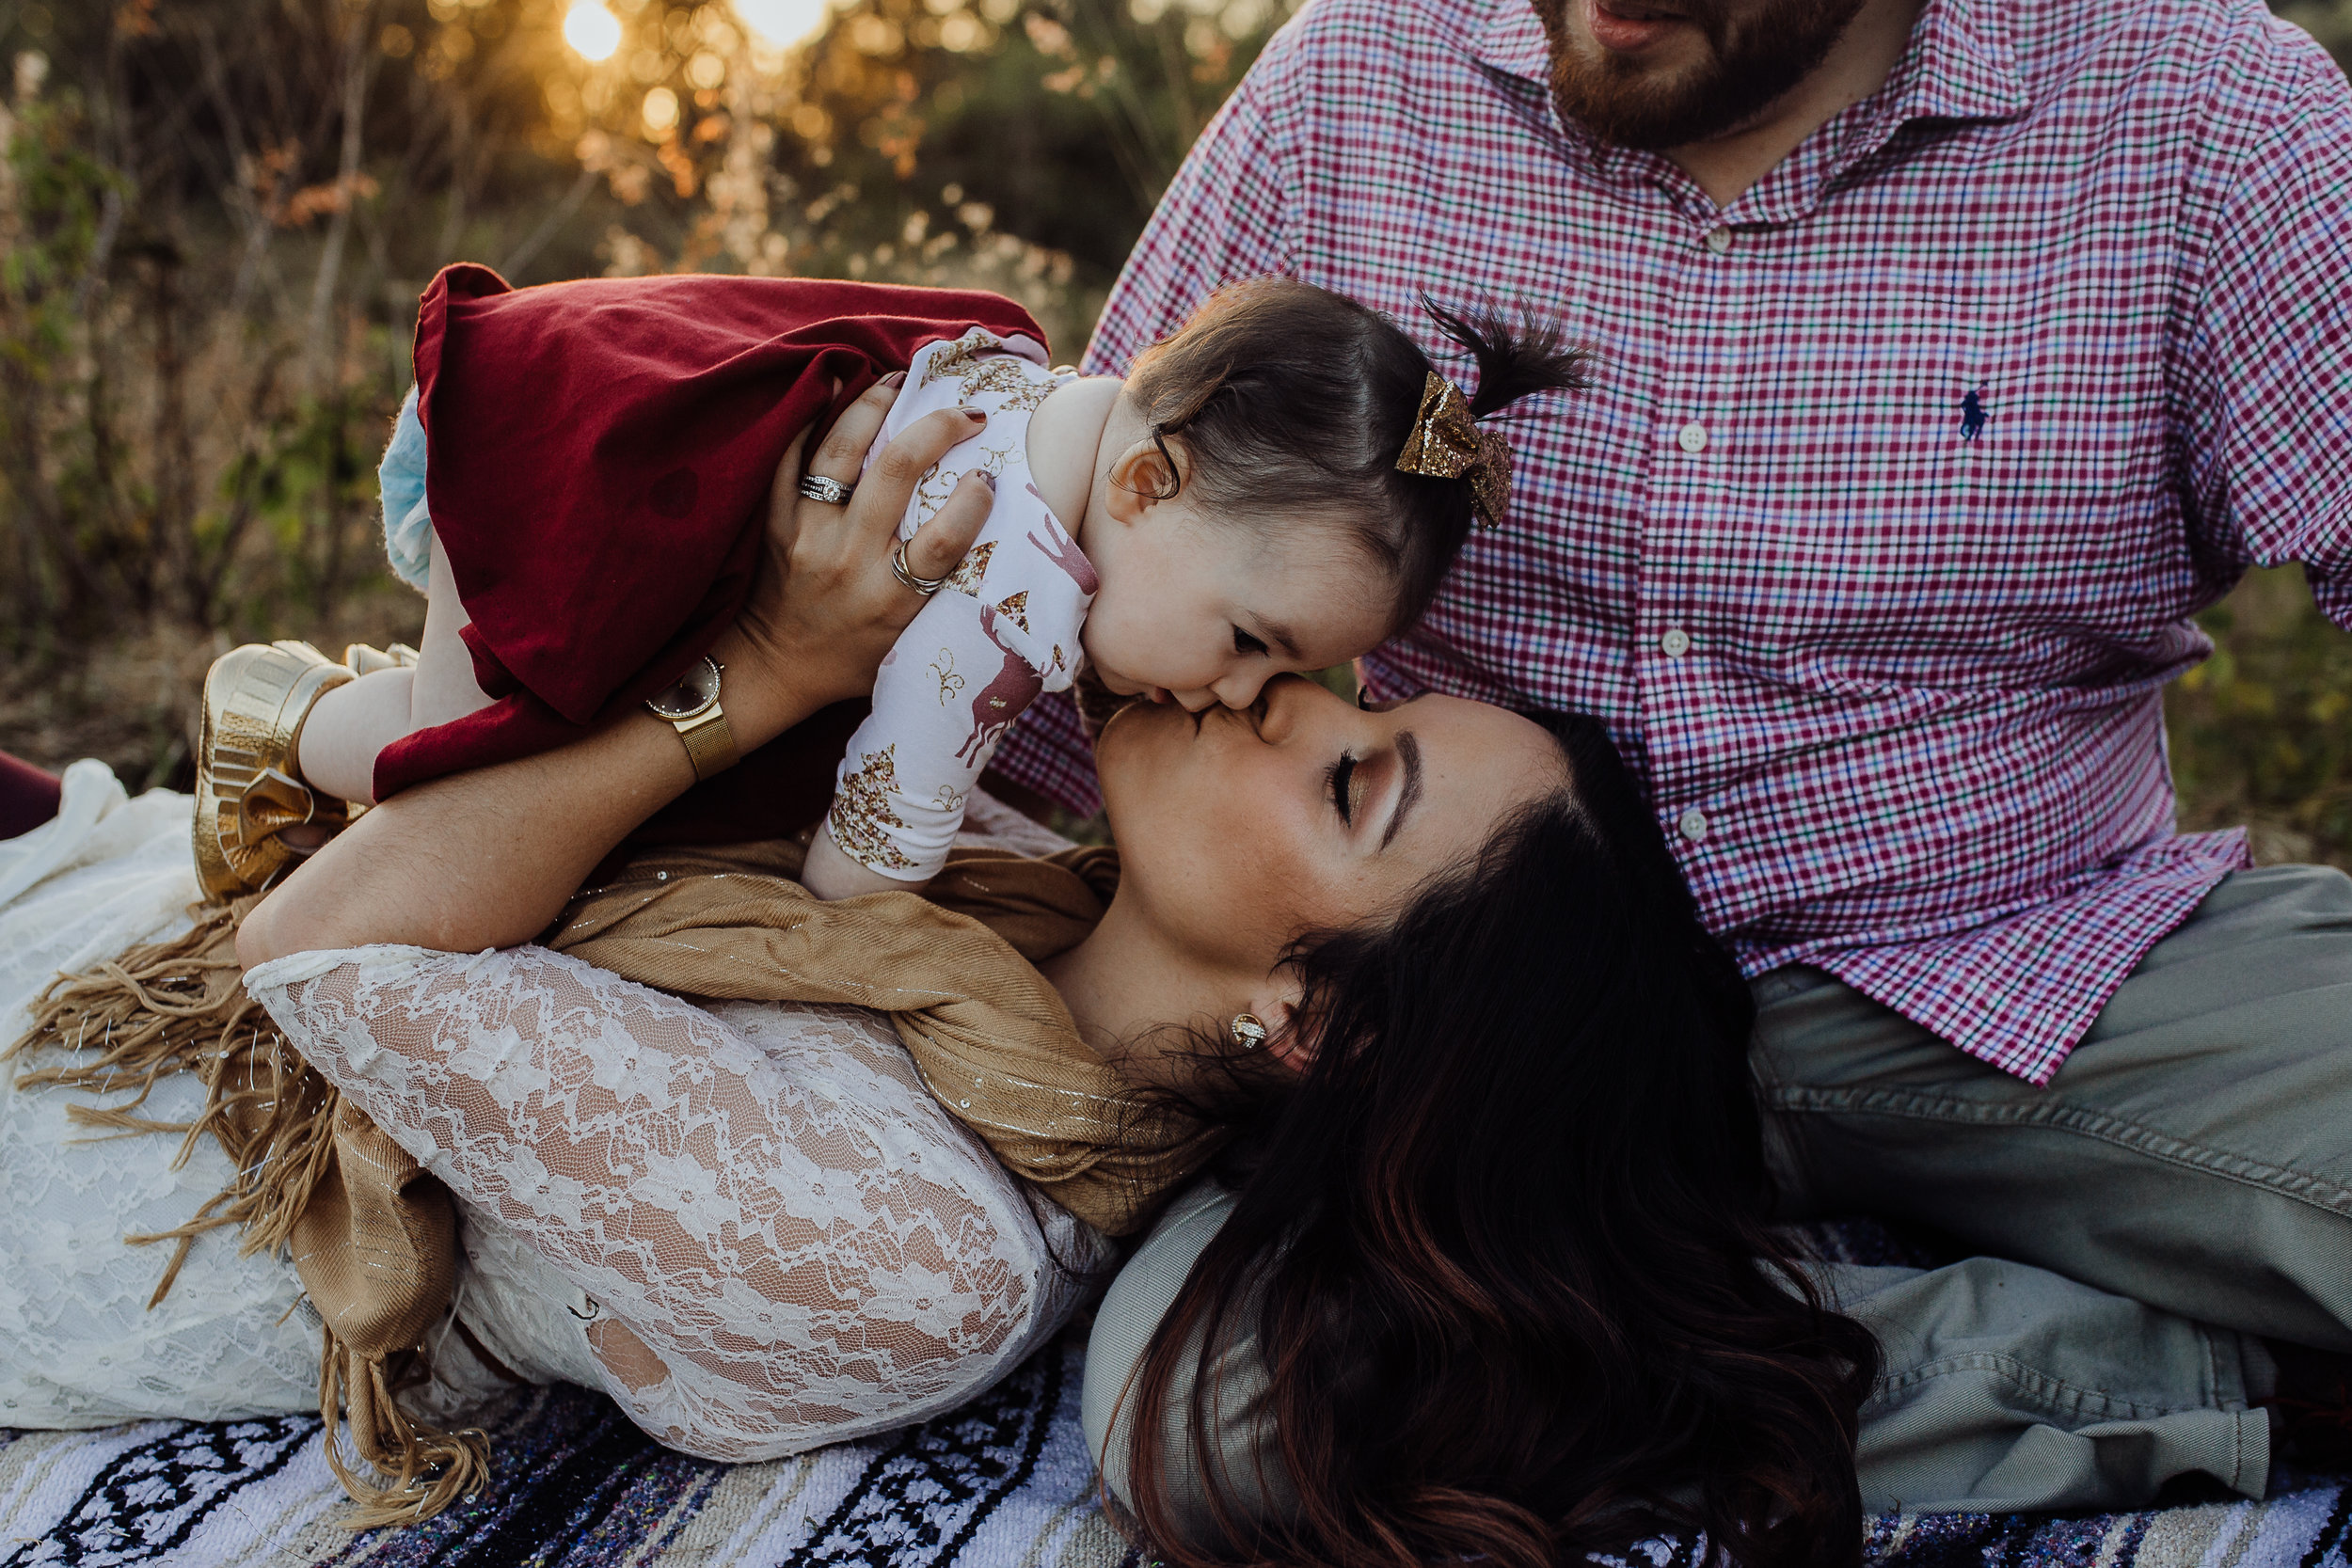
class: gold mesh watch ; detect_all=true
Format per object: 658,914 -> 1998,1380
644,656 -> 739,782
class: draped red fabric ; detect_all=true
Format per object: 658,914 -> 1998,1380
372,264 -> 1045,841
0,750 -> 61,840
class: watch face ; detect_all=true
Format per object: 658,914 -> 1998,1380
646,657 -> 720,721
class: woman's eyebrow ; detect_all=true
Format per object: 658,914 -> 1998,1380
1381,731 -> 1424,849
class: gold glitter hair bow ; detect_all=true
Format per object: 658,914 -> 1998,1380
1395,372 -> 1513,530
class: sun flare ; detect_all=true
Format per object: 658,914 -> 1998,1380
562,1 -> 624,62
733,0 -> 833,48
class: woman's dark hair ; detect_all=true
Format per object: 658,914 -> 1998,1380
1123,277 -> 1589,629
1120,711 -> 1880,1568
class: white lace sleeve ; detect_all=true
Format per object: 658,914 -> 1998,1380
243,943 -> 1104,1461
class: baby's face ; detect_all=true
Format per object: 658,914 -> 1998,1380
1080,505 -> 1399,711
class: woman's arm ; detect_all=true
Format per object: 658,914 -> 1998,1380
238,386 -> 992,965
246,942 -> 1098,1459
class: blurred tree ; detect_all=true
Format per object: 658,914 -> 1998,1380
0,0 -> 1295,654
0,0 -> 2344,847
2167,568 -> 2352,868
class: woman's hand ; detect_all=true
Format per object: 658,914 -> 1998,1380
729,380 -> 995,707
236,379 -> 995,967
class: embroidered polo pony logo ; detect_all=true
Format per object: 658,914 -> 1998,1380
1959,385 -> 1990,443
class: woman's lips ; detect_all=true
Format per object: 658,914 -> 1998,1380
1585,0 -> 1688,53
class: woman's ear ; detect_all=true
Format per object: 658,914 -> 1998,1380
1102,436 -> 1184,529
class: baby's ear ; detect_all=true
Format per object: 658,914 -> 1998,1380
1103,435 -> 1184,526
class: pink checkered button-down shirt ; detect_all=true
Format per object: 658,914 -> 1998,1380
993,0 -> 2352,1083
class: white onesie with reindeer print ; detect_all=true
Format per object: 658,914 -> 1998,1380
826,328 -> 1095,880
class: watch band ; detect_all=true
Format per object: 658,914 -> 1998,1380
671,705 -> 739,782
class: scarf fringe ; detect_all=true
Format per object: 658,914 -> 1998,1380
8,899 -> 489,1528
317,1327 -> 492,1530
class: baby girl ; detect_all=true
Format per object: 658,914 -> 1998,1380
191,267 -> 1583,900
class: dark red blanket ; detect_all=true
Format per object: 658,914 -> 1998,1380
373,264 -> 1043,840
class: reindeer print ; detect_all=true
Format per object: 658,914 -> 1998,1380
942,541 -> 994,597
929,646 -> 964,705
917,333 -> 1057,413
957,602 -> 1045,766
1024,486 -> 1099,594
824,333 -> 1089,884
827,744 -> 919,872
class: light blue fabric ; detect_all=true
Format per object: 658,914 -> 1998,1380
379,384 -> 433,592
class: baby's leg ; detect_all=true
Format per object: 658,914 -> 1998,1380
298,531 -> 494,803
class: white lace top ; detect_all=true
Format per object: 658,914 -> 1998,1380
0,764 -> 1107,1456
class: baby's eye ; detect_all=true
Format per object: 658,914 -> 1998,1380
1232,626 -> 1268,657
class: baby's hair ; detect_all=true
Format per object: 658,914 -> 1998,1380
1122,277 -> 1590,627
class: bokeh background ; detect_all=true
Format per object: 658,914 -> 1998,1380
1,0 -> 2345,863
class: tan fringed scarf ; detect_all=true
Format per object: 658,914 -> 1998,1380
6,837 -> 1221,1528
552,838 -> 1223,1228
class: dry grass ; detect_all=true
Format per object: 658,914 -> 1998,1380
0,590 -> 425,794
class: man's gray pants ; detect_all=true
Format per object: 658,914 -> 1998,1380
1083,864 -> 2352,1531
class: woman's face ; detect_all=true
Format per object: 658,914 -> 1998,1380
1096,674 -> 1571,982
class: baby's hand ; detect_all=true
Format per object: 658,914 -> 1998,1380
802,827 -> 928,901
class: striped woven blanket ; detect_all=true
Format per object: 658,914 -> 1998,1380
6,1324 -> 2348,1568
8,1211 -> 2349,1568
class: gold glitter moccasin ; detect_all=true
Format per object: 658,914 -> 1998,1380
193,641 -> 356,902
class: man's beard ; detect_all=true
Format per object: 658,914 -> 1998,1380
1534,0 -> 1870,151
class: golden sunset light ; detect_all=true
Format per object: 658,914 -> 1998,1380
732,0 -> 832,49
561,0 -> 622,61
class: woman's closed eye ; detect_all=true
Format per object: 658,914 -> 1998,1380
1327,751 -> 1359,825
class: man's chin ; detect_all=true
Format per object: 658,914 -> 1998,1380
1550,66 -> 1725,150
1546,28 -> 1764,151
1541,0 -> 1868,152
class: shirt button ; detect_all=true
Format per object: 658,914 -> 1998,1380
1661,627 -> 1692,657
1677,808 -> 1710,843
1677,421 -> 1708,453
1705,228 -> 1733,254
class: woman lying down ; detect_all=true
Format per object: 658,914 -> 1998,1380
0,278 -> 2281,1568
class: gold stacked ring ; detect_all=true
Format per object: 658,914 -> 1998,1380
891,539 -> 950,596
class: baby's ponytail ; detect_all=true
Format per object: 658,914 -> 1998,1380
1124,279 -> 1589,630
1423,296 -> 1591,420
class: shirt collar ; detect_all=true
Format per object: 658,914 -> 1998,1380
1470,0 -> 1552,86
1469,0 -> 2032,166
1862,0 -> 2031,136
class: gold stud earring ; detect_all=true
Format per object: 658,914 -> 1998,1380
1231,1013 -> 1268,1051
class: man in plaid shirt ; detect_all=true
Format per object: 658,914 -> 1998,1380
1055,0 -> 2352,1524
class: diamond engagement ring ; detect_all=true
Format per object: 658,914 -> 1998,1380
797,473 -> 854,505
891,539 -> 951,596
